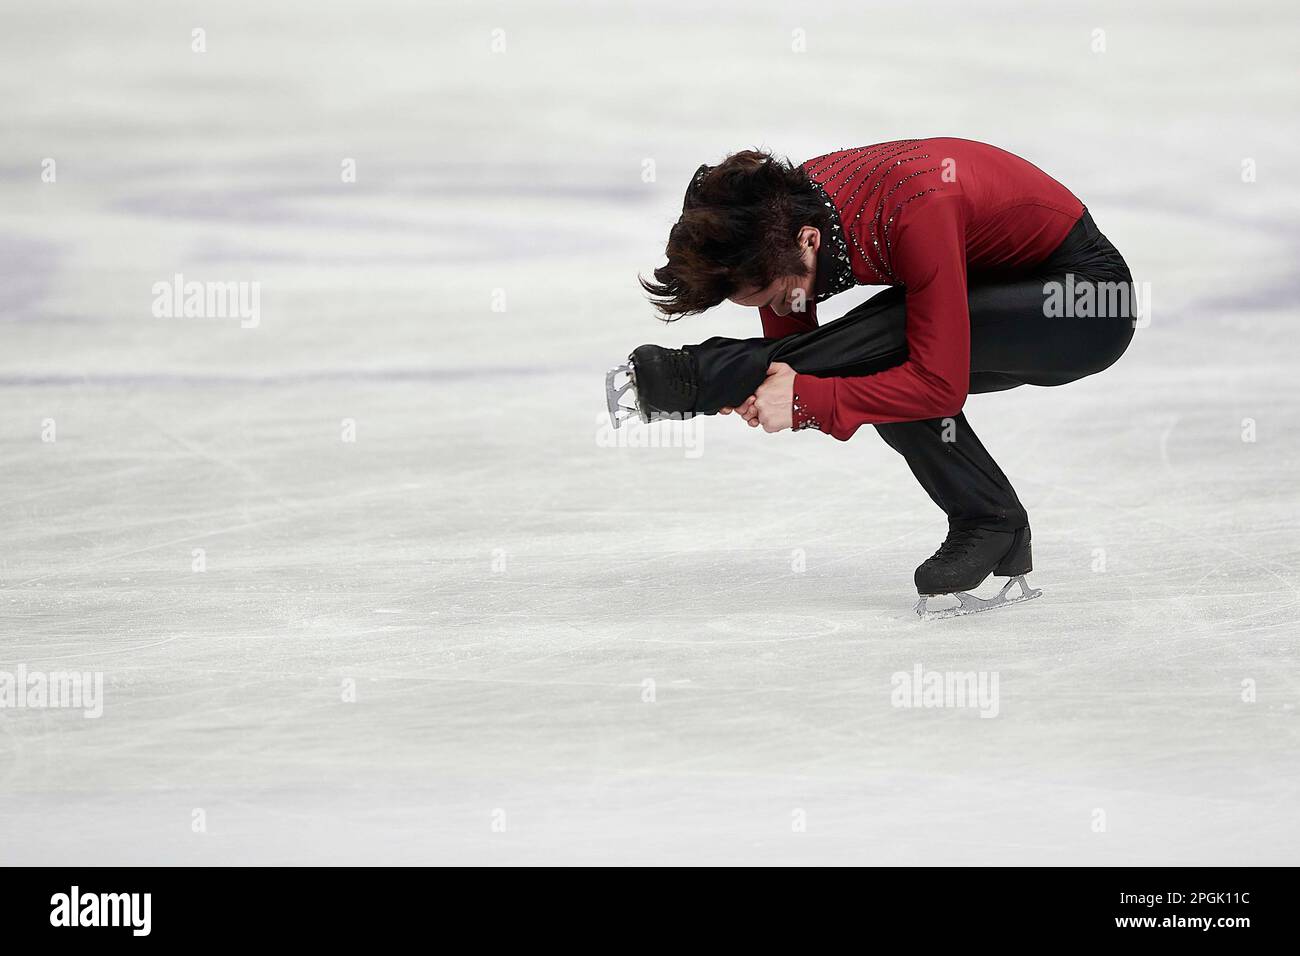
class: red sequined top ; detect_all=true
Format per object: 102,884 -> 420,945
759,138 -> 1083,439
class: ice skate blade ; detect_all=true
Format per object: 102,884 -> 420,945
605,362 -> 645,429
913,575 -> 1042,621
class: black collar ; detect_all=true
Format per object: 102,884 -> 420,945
809,178 -> 856,302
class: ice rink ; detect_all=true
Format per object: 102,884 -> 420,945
2,1 -> 1298,864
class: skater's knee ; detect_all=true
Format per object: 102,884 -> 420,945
1065,321 -> 1136,383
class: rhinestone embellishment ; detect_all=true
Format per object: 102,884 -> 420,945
805,177 -> 856,302
792,393 -> 823,432
802,141 -> 947,288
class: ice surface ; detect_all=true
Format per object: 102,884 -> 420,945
1,0 -> 1297,865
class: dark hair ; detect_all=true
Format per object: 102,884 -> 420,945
640,149 -> 827,318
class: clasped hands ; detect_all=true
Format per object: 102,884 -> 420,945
718,362 -> 795,433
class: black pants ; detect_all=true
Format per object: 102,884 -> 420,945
685,209 -> 1136,531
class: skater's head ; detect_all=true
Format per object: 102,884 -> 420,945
640,150 -> 825,319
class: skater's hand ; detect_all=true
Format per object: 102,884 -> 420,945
720,398 -> 755,419
745,362 -> 794,433
721,397 -> 757,424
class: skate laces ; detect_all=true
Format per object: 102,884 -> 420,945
663,349 -> 694,395
931,529 -> 984,560
650,348 -> 696,406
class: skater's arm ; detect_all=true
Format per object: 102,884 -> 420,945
790,198 -> 970,439
758,301 -> 818,339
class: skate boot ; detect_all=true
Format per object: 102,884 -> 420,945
605,345 -> 698,428
913,526 -> 1042,620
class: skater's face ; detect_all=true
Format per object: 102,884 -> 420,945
728,226 -> 819,316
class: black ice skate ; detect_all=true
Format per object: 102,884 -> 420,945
605,345 -> 699,428
913,527 -> 1042,620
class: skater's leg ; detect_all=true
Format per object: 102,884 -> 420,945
684,286 -> 910,414
965,278 -> 1134,388
902,210 -> 1137,605
872,211 -> 1135,532
874,413 -> 1028,532
871,282 -> 1132,531
967,209 -> 1136,387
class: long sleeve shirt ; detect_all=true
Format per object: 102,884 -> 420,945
771,138 -> 1083,440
